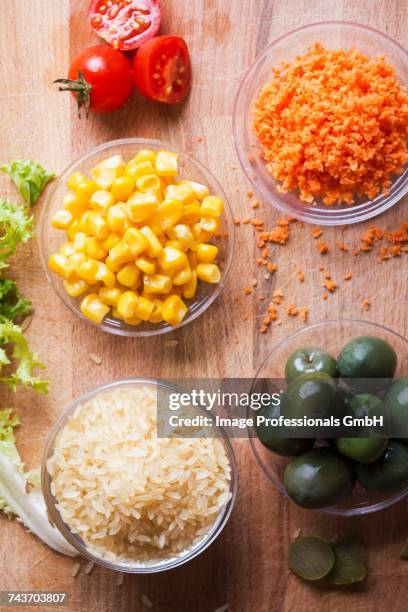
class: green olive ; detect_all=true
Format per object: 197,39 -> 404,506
288,536 -> 335,581
337,336 -> 397,392
285,346 -> 338,383
384,379 -> 408,443
336,394 -> 388,463
284,372 -> 343,421
336,437 -> 388,464
356,440 -> 408,492
283,447 -> 355,509
326,538 -> 366,585
255,401 -> 315,456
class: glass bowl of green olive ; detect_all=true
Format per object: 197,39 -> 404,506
249,319 -> 408,516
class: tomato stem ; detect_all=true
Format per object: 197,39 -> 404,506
53,71 -> 93,118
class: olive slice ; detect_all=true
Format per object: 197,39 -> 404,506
327,538 -> 366,585
288,536 -> 335,581
401,540 -> 408,560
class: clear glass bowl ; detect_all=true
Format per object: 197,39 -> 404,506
250,319 -> 408,516
39,138 -> 234,337
41,378 -> 238,573
234,22 -> 408,226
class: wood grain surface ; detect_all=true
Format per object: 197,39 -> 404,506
0,0 -> 407,611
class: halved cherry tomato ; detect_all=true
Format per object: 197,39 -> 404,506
133,36 -> 191,104
55,45 -> 133,116
88,0 -> 161,51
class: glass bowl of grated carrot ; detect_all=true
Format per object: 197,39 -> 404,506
234,22 -> 408,226
249,319 -> 408,516
39,138 -> 235,337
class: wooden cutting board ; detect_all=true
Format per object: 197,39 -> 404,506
0,0 -> 407,610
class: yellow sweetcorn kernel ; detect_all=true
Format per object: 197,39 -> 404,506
67,172 -> 87,191
63,277 -> 89,297
148,299 -> 163,323
162,295 -> 188,326
123,227 -> 149,257
63,193 -> 85,217
105,254 -> 123,273
155,150 -> 178,176
180,203 -> 201,225
91,154 -> 124,189
196,263 -> 221,284
106,204 -> 128,233
156,199 -> 184,230
78,211 -> 92,233
134,150 -> 156,165
136,173 -> 161,193
158,246 -> 188,275
111,176 -> 136,201
88,212 -> 109,240
77,259 -> 100,282
173,224 -> 197,251
140,226 -> 163,257
183,270 -> 197,299
117,262 -> 141,288
48,253 -> 71,278
188,251 -> 197,269
59,242 -> 76,257
201,196 -> 224,217
197,243 -> 218,263
112,307 -> 123,320
73,232 -> 87,253
117,290 -> 139,319
101,232 -> 120,251
179,180 -> 210,200
165,183 -> 196,205
127,192 -> 158,222
164,240 -> 185,251
66,219 -> 80,242
191,222 -> 212,243
133,296 -> 154,321
84,237 -> 107,260
90,189 -> 115,214
80,293 -> 110,324
109,240 -> 135,266
200,216 -> 221,234
124,314 -> 142,326
143,273 -> 172,294
67,252 -> 87,275
52,210 -> 73,230
76,180 -> 98,205
99,286 -> 122,306
173,266 -> 192,286
95,262 -> 116,288
125,160 -> 154,180
135,256 -> 156,275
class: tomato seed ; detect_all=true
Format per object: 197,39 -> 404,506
91,15 -> 102,26
109,5 -> 120,18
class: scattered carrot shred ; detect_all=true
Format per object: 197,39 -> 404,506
362,298 -> 371,311
317,241 -> 329,254
343,272 -> 352,280
287,304 -> 298,317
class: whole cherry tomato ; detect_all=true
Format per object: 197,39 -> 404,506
55,45 -> 133,116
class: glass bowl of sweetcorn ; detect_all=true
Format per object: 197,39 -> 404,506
39,139 -> 234,337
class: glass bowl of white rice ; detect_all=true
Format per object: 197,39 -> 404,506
41,379 -> 237,573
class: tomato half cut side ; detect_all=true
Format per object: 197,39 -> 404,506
88,0 -> 162,51
133,36 -> 192,104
